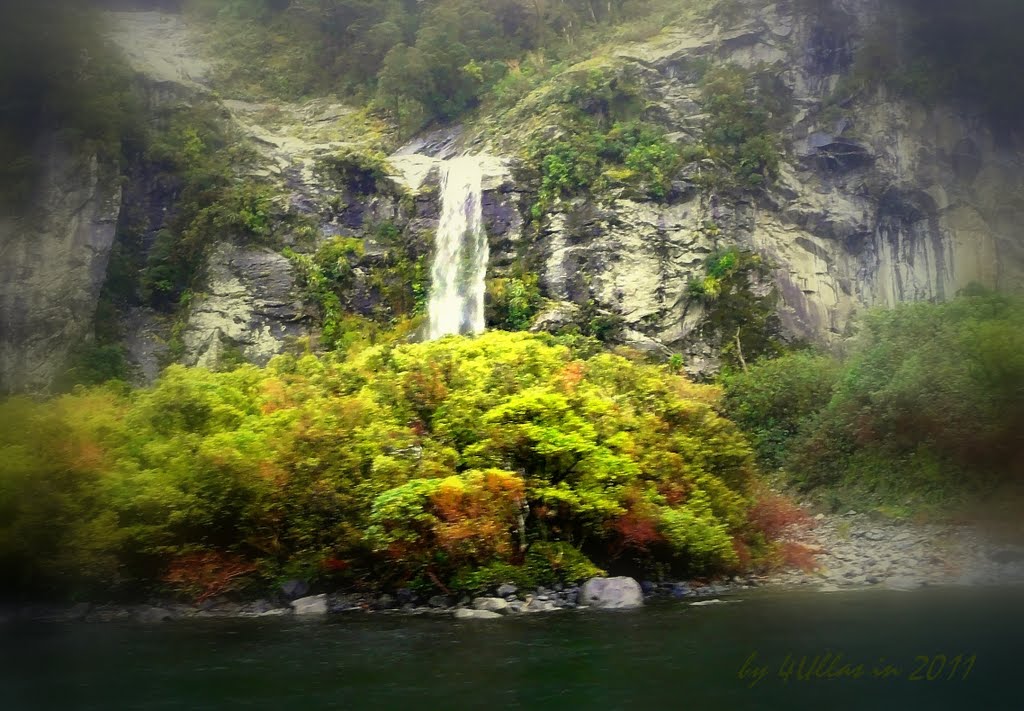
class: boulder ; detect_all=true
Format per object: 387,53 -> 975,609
528,301 -> 584,334
280,579 -> 309,599
453,608 -> 502,620
526,598 -> 559,613
373,594 -> 396,610
291,594 -> 328,615
136,606 -> 174,624
580,576 -> 644,609
472,597 -> 508,613
496,583 -> 518,598
66,602 -> 92,621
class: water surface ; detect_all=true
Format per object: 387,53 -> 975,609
3,587 -> 1019,710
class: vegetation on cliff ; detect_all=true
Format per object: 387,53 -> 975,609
184,0 -> 712,133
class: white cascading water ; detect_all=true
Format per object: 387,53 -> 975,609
427,157 -> 489,339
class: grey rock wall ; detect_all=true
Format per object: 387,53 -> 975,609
498,0 -> 1023,369
0,146 -> 122,393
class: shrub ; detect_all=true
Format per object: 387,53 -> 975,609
529,118 -> 684,219
688,249 -> 785,369
0,330 -> 770,598
697,64 -> 783,191
788,289 -> 1024,503
486,274 -> 543,331
722,351 -> 840,470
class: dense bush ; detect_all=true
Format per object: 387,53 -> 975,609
0,331 -> 779,600
526,70 -> 685,218
790,290 -> 1024,504
724,289 -> 1024,509
722,351 -> 840,470
136,105 -> 279,309
184,0 -> 696,133
688,248 -> 785,369
486,274 -> 543,331
286,220 -> 429,351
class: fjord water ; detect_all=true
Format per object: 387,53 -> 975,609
3,587 -> 1020,710
427,157 -> 488,339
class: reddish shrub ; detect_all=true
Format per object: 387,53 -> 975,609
731,537 -> 754,570
747,491 -> 812,539
163,551 -> 258,603
610,510 -> 662,554
780,541 -> 820,572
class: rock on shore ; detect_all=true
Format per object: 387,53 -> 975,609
581,577 -> 644,609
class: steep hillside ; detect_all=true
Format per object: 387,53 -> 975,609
1,0 -> 1022,391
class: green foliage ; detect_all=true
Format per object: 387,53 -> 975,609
486,274 -> 543,330
186,0 -> 703,133
530,117 -> 684,219
696,64 -> 783,191
789,289 -> 1024,505
285,237 -> 364,350
56,343 -> 130,391
287,220 -> 428,350
723,289 -> 1024,510
0,330 -> 767,598
0,391 -> 129,596
722,352 -> 840,470
688,248 -> 784,369
136,105 -> 281,309
366,222 -> 430,320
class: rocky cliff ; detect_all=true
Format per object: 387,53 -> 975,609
2,1 -> 1021,391
467,0 -> 1023,370
0,142 -> 121,393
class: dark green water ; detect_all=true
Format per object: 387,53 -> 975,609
3,587 -> 1020,710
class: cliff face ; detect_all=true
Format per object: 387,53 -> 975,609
0,144 -> 122,393
3,2 -> 1022,392
481,0 -> 1023,370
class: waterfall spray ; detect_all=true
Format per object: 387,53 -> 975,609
427,157 -> 488,339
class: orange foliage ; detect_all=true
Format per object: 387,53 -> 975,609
259,378 -> 290,414
258,460 -> 288,488
731,537 -> 753,570
66,439 -> 105,472
429,471 -> 524,562
559,362 -> 586,393
163,551 -> 258,603
322,557 -> 349,572
657,480 -> 689,506
403,365 -> 449,419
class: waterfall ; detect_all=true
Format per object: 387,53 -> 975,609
427,157 -> 489,339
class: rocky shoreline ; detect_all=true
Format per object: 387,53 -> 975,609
4,511 -> 1023,625
760,509 -> 1024,592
